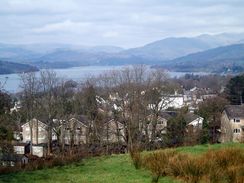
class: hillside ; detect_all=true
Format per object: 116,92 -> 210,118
1,33 -> 244,70
124,33 -> 244,60
0,143 -> 243,183
0,60 -> 38,74
162,44 -> 244,73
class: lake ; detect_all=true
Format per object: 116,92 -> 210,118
0,65 -> 208,93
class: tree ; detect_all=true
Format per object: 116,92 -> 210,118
165,112 -> 187,147
19,72 -> 39,154
197,96 -> 229,143
37,70 -> 60,155
95,65 -> 179,151
226,74 -> 244,104
144,70 -> 179,146
0,90 -> 14,154
0,91 -> 11,115
55,80 -> 75,151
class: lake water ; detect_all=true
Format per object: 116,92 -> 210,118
0,65 -> 208,93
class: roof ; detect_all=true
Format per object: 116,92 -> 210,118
184,113 -> 202,124
69,118 -> 87,128
21,118 -> 47,128
68,115 -> 89,127
224,105 -> 244,119
159,112 -> 173,120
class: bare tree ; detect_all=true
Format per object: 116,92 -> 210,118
96,66 -> 179,151
37,70 -> 59,155
19,72 -> 39,154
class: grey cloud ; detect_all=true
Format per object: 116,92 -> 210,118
0,0 -> 244,47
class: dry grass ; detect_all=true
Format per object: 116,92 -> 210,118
143,147 -> 244,183
129,148 -> 142,169
143,150 -> 178,182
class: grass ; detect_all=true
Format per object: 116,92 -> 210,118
143,143 -> 244,183
0,154 -> 178,183
0,143 -> 243,183
175,142 -> 244,155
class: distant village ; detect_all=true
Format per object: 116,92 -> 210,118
0,67 -> 243,168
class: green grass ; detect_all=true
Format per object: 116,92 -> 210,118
0,143 -> 243,183
0,154 -> 178,183
175,142 -> 244,155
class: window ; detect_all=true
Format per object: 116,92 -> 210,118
234,119 -> 240,123
233,129 -> 241,133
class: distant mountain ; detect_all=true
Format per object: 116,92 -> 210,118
162,44 -> 244,73
124,33 -> 244,60
33,49 -> 104,68
32,49 -> 161,68
84,46 -> 124,53
0,43 -> 125,68
124,37 -> 210,60
1,32 -> 244,70
0,43 -> 42,63
0,60 -> 39,74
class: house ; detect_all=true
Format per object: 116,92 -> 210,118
220,105 -> 244,143
22,119 -> 48,144
183,87 -> 217,112
160,94 -> 185,110
103,119 -> 125,143
10,101 -> 22,113
147,112 -> 172,141
148,94 -> 184,111
13,143 -> 30,155
63,117 -> 88,145
21,118 -> 57,145
32,144 -> 47,157
184,113 -> 204,129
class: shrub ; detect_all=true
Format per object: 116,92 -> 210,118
142,147 -> 244,183
180,157 -> 204,183
130,148 -> 142,169
143,150 -> 178,182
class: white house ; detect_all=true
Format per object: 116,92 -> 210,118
21,119 -> 57,145
184,113 -> 204,129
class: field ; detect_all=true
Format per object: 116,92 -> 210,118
0,143 -> 243,183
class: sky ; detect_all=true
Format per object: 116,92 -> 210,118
0,0 -> 244,48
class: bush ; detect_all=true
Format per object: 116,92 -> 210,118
142,147 -> 244,183
130,148 -> 142,169
143,149 -> 178,182
0,151 -> 85,174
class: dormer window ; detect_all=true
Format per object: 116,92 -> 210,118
234,119 -> 240,123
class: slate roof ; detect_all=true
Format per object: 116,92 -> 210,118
224,105 -> 244,119
184,113 -> 202,124
160,112 -> 174,120
69,115 -> 89,126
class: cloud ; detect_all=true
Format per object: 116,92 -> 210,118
0,0 -> 244,47
0,0 -> 77,14
103,31 -> 119,38
32,20 -> 92,33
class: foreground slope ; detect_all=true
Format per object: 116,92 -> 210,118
0,143 -> 243,183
